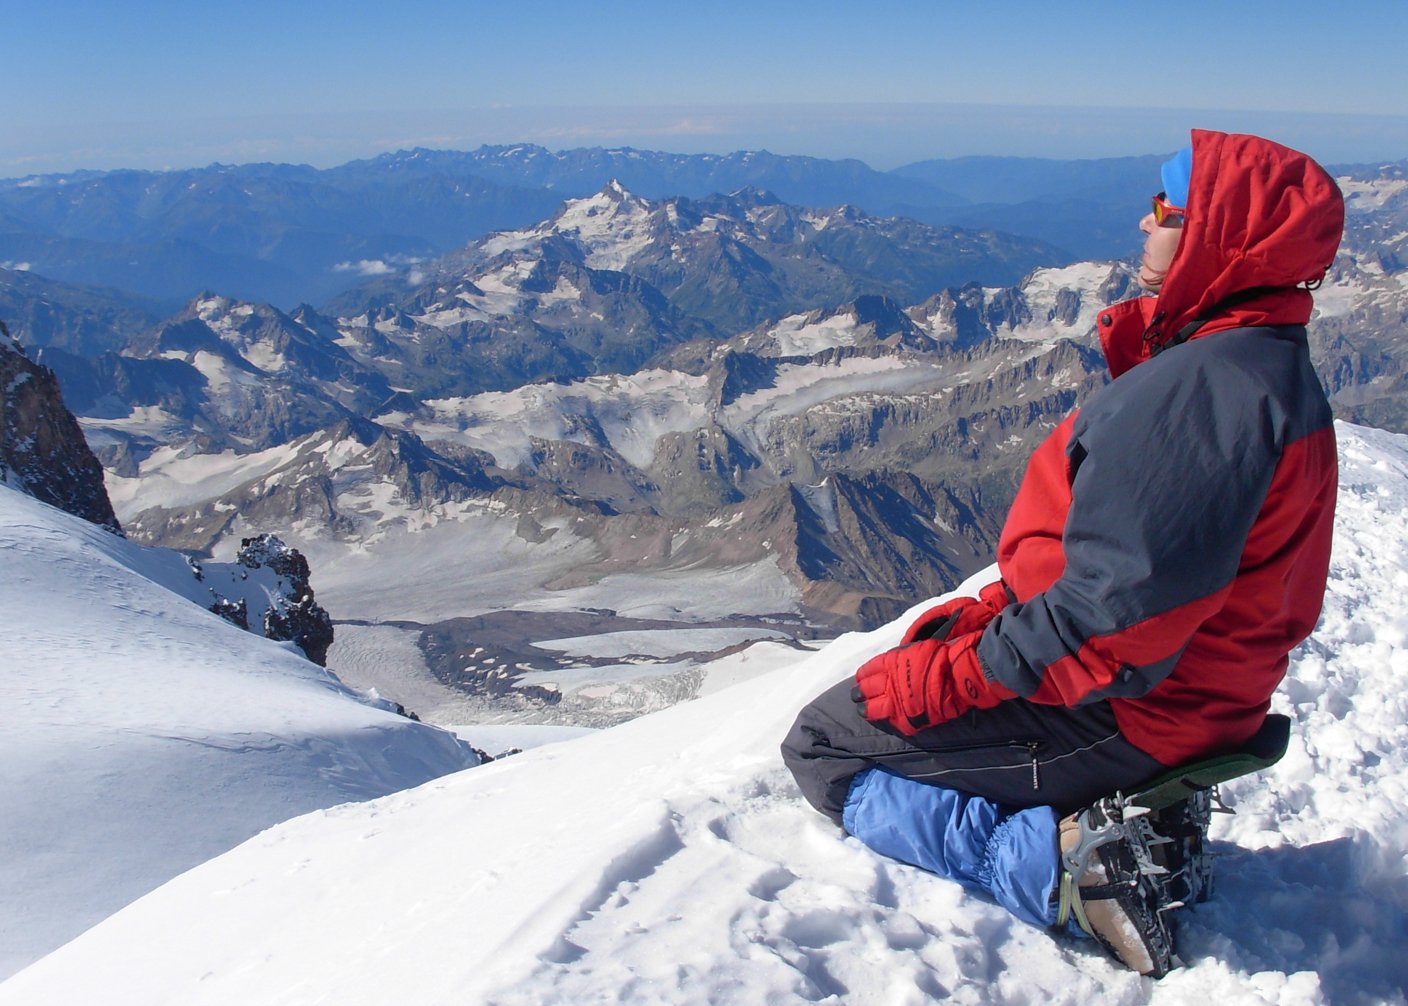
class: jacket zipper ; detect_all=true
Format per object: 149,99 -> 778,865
913,738 -> 1044,791
1023,740 -> 1042,791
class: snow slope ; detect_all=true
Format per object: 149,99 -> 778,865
4,422 -> 1408,1003
0,484 -> 479,981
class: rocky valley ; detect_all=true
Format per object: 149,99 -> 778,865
5,149 -> 1407,726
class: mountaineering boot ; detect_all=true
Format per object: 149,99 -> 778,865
1145,790 -> 1216,906
1056,798 -> 1176,977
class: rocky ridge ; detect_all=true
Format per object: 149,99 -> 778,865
325,182 -> 1060,396
12,167 -> 1408,717
102,257 -> 1123,631
1,319 -> 339,665
0,322 -> 122,532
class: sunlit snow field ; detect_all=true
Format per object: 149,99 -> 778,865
2,422 -> 1406,1004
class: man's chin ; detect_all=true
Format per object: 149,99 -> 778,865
1138,269 -> 1165,293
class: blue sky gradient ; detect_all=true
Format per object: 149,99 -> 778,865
7,0 -> 1408,175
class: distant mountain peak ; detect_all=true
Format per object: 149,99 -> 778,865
725,185 -> 782,207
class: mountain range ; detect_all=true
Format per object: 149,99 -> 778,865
3,143 -> 1408,997
48,182 -> 1123,635
5,154 -> 1408,725
0,144 -> 1210,308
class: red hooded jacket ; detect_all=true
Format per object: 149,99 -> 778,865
973,131 -> 1345,766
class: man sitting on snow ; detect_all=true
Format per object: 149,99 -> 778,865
781,129 -> 1344,975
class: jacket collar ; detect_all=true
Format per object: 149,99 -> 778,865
1099,130 -> 1344,376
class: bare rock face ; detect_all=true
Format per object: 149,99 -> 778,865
234,534 -> 335,666
0,323 -> 122,533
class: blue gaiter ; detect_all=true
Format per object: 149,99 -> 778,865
842,767 -> 1062,930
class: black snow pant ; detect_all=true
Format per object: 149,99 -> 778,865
781,677 -> 1167,826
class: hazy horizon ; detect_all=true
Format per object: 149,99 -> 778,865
9,1 -> 1408,179
7,101 -> 1408,180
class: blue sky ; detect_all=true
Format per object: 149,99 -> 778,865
6,0 -> 1408,175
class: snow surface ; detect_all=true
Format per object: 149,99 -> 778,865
79,405 -> 185,448
104,439 -> 310,517
511,557 -> 803,623
478,184 -> 656,273
1338,175 -> 1408,213
412,369 -> 713,470
447,723 -> 599,758
767,311 -> 868,356
289,502 -> 803,627
535,627 -> 790,659
324,622 -> 477,722
5,422 -> 1407,1003
0,485 -> 478,981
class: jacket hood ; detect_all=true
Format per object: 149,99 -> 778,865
1148,130 -> 1345,349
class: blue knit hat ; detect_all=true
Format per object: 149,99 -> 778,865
1161,146 -> 1193,210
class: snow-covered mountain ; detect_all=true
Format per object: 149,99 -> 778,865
3,421 -> 1404,1003
50,252 -> 1123,721
0,145 -> 982,310
325,182 -> 1060,397
0,482 -> 480,981
1308,167 -> 1408,432
14,166 -> 1408,729
43,293 -> 398,458
96,305 -> 1107,706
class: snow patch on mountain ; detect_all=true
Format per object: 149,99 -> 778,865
418,260 -> 540,326
480,181 -> 656,273
553,183 -> 656,270
717,355 -> 944,458
767,311 -> 870,355
1338,175 -> 1408,212
1009,262 -> 1120,341
193,296 -> 292,373
104,439 -> 307,517
406,352 -> 968,474
413,369 -> 713,469
1311,273 -> 1373,320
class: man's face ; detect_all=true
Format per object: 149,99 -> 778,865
1139,211 -> 1183,293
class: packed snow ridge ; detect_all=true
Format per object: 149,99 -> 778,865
0,484 -> 479,981
2,422 -> 1405,1004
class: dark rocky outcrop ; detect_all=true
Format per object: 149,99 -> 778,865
235,534 -> 335,666
0,322 -> 122,533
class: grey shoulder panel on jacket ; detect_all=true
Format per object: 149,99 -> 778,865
1077,325 -> 1331,451
978,325 -> 1331,702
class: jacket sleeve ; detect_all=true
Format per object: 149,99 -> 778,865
976,345 -> 1280,706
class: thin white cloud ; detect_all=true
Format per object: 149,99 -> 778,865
333,259 -> 396,276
